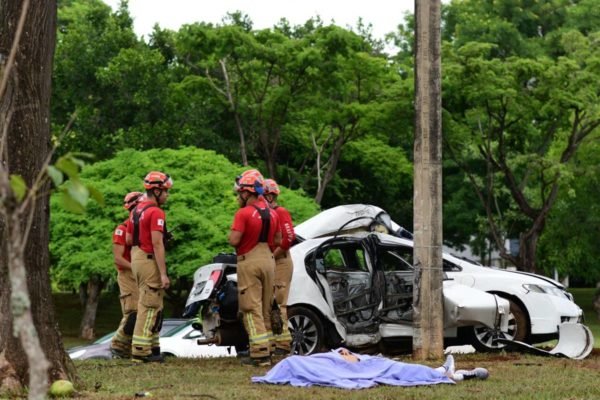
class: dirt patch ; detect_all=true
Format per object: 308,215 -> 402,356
484,353 -> 522,362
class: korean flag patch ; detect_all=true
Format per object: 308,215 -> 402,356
115,228 -> 123,236
157,219 -> 164,227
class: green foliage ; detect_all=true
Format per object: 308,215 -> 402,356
9,175 -> 27,201
538,143 -> 600,283
439,0 -> 600,271
50,147 -> 319,289
50,0 -> 600,278
337,136 -> 413,227
52,0 -> 141,157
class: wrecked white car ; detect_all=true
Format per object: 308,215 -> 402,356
295,204 -> 594,358
184,208 -> 512,355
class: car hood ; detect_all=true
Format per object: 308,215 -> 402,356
502,269 -> 565,289
448,254 -> 565,289
295,204 -> 406,240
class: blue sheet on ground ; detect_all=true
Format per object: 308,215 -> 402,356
252,351 -> 454,389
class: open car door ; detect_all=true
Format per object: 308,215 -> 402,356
313,237 -> 380,335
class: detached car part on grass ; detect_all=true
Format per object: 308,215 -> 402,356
183,231 -> 512,355
497,322 -> 594,360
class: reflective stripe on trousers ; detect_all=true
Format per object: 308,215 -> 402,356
237,243 -> 275,358
130,246 -> 163,357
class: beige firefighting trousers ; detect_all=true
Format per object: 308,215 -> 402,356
273,250 -> 293,351
110,268 -> 139,356
237,243 -> 275,359
131,247 -> 163,358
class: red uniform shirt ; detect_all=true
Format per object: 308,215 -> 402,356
272,206 -> 295,251
112,219 -> 130,271
231,198 -> 280,256
126,200 -> 166,254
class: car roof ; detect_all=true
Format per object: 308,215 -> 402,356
295,204 -> 403,239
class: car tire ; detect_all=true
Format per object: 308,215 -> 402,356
467,299 -> 529,352
287,306 -> 325,356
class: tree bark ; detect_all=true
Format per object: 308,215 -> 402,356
218,59 -> 248,166
314,127 -> 347,205
79,276 -> 104,340
412,0 -> 444,360
0,0 -> 75,396
593,282 -> 600,321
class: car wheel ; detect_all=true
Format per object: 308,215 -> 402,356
467,300 -> 529,352
287,306 -> 325,356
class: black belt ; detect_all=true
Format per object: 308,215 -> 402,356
146,254 -> 154,259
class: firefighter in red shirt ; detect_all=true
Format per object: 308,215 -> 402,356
229,169 -> 281,366
110,191 -> 144,358
263,179 -> 296,355
126,171 -> 173,363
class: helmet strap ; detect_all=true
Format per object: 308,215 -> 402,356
151,188 -> 163,204
239,191 -> 253,207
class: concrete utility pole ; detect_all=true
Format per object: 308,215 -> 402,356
412,0 -> 444,360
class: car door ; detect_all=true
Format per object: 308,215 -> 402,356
314,237 -> 379,334
375,243 -> 415,324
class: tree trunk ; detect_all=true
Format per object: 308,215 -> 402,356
218,59 -> 248,166
412,0 -> 444,360
79,276 -> 104,340
78,282 -> 87,307
314,130 -> 346,205
518,230 -> 540,273
0,0 -> 74,396
593,282 -> 600,321
259,128 -> 278,179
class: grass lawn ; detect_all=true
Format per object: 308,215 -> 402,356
71,351 -> 600,400
52,289 -> 600,399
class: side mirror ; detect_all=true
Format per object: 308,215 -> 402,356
185,330 -> 204,340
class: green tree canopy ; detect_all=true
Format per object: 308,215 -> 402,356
50,147 -> 319,290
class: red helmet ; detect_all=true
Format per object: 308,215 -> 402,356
234,169 -> 264,194
143,171 -> 173,190
123,191 -> 144,210
264,179 -> 280,195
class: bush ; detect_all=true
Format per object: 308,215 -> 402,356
50,147 -> 319,289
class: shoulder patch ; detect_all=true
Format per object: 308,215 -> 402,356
157,219 -> 164,227
115,228 -> 124,236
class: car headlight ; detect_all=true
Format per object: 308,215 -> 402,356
68,349 -> 86,359
522,284 -> 570,299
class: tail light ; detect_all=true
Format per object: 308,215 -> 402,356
209,270 -> 222,286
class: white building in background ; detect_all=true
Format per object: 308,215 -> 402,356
443,238 -> 517,270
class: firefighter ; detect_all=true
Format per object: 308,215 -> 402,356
110,191 -> 144,358
229,169 -> 281,366
126,171 -> 173,363
263,178 -> 295,355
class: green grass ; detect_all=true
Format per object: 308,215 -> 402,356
69,352 -> 600,399
46,289 -> 600,399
